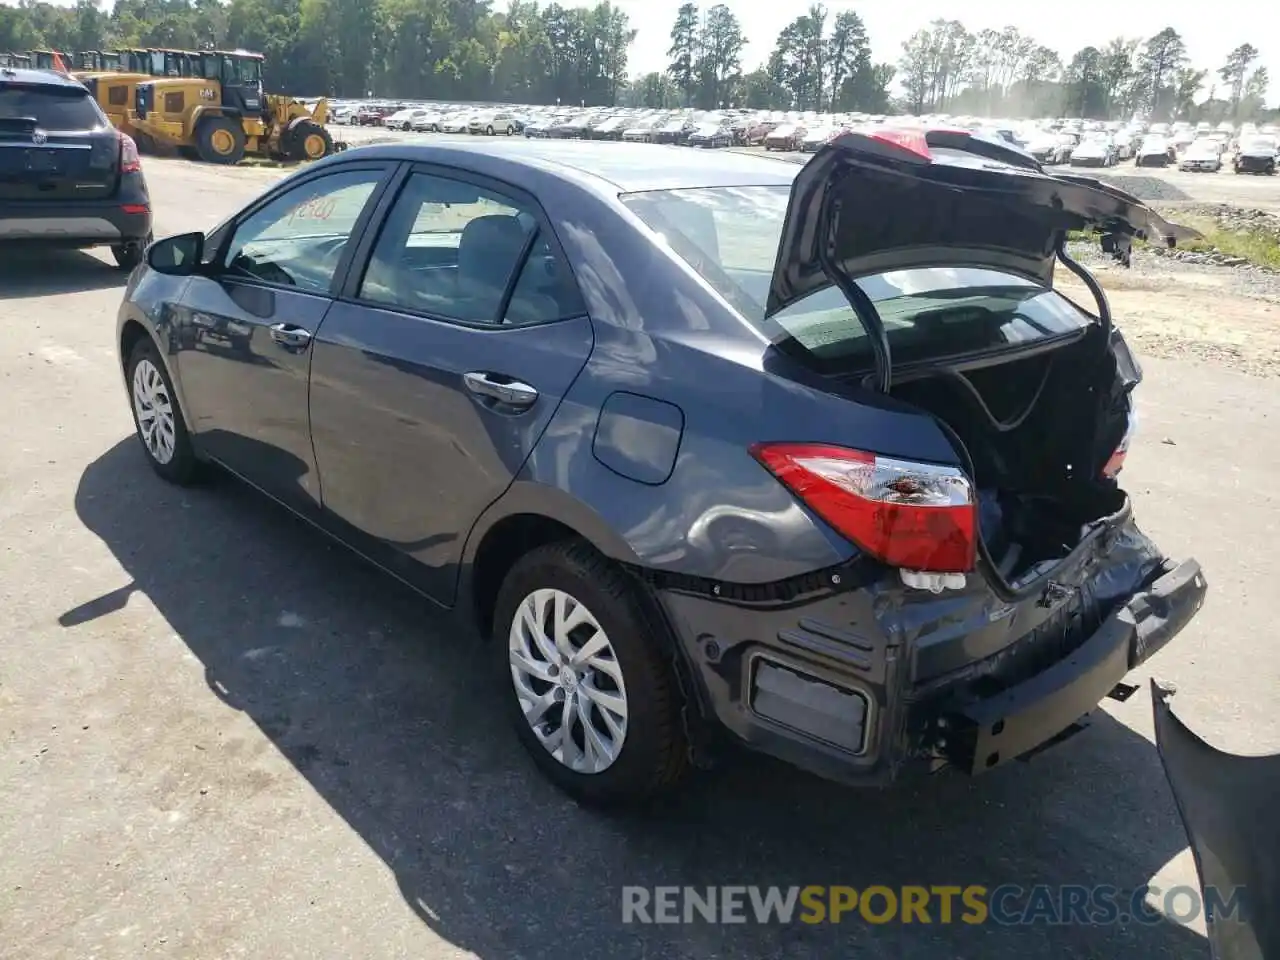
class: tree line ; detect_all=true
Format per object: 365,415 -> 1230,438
0,0 -> 636,104
0,0 -> 1274,121
896,20 -> 1273,123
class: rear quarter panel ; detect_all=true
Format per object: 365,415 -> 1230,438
473,175 -> 963,585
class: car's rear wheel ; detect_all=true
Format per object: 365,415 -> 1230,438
112,231 -> 152,271
126,338 -> 199,484
494,540 -> 688,806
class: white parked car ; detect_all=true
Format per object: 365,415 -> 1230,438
1135,135 -> 1175,167
439,113 -> 471,134
622,119 -> 661,142
1179,139 -> 1223,172
410,111 -> 445,132
385,108 -> 430,131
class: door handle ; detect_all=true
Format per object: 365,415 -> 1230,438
269,323 -> 312,348
462,371 -> 538,409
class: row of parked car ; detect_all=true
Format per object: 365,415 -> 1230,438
326,98 -> 1280,174
1025,122 -> 1278,174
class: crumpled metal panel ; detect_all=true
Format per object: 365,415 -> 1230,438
1152,680 -> 1280,960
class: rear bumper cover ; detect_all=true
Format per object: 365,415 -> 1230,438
0,197 -> 151,245
655,527 -> 1205,786
947,558 -> 1205,774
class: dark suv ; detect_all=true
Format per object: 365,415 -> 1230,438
0,66 -> 152,268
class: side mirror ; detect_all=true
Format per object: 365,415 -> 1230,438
146,231 -> 205,276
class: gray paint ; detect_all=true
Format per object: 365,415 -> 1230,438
591,391 -> 684,486
118,140 -> 962,601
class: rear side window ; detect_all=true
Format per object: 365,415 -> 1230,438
0,85 -> 105,130
358,171 -> 585,326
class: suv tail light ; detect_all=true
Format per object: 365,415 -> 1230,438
118,132 -> 141,173
750,443 -> 976,573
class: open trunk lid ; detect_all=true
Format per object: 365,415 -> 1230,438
764,128 -> 1197,388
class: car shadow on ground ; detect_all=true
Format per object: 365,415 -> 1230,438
0,248 -> 127,298
66,437 -> 1212,960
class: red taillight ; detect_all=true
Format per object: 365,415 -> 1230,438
118,132 -> 141,173
120,204 -> 148,215
750,443 -> 976,573
867,127 -> 932,160
1102,402 -> 1138,480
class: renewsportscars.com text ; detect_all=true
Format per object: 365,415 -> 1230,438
621,884 -> 1248,926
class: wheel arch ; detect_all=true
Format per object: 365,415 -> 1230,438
119,313 -> 197,433
459,482 -> 643,639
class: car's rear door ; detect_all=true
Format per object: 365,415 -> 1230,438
171,162 -> 394,511
308,164 -> 593,605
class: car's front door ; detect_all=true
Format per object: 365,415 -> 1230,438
172,163 -> 392,510
308,166 -> 593,604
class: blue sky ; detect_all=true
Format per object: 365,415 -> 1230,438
607,0 -> 1279,102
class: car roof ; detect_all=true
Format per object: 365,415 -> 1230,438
335,139 -> 800,192
0,67 -> 87,89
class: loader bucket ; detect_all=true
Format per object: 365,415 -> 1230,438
1151,680 -> 1279,960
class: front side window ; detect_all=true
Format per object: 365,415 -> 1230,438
622,185 -> 1094,372
222,169 -> 384,292
358,172 -> 584,325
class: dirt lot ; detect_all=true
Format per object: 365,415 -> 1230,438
1,144 -> 1278,960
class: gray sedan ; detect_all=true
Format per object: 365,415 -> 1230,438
115,135 -> 1204,808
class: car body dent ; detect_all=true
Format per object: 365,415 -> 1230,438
116,271 -> 197,428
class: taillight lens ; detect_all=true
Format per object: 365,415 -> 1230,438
867,127 -> 933,160
1102,400 -> 1138,479
118,133 -> 141,173
750,443 -> 976,573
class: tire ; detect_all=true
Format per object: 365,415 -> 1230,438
286,121 -> 333,162
485,125 -> 494,136
402,121 -> 411,131
493,540 -> 689,807
125,337 -> 200,485
194,116 -> 246,165
111,231 -> 152,271
505,125 -> 513,136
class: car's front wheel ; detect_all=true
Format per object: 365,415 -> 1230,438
126,338 -> 199,484
494,541 -> 689,807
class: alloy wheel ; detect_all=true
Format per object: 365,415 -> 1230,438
508,587 -> 629,774
131,358 -> 176,465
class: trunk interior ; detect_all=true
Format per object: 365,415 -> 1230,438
890,325 -> 1132,583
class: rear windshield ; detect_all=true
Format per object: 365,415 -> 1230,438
0,85 -> 104,130
621,185 -> 1093,372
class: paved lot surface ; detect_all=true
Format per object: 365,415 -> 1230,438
2,148 -> 1279,959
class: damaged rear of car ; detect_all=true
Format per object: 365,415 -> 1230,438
630,128 -> 1207,788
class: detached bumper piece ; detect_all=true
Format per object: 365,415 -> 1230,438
1153,681 -> 1278,960
945,559 -> 1206,774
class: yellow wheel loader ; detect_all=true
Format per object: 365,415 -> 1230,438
131,50 -> 333,165
71,50 -> 167,142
